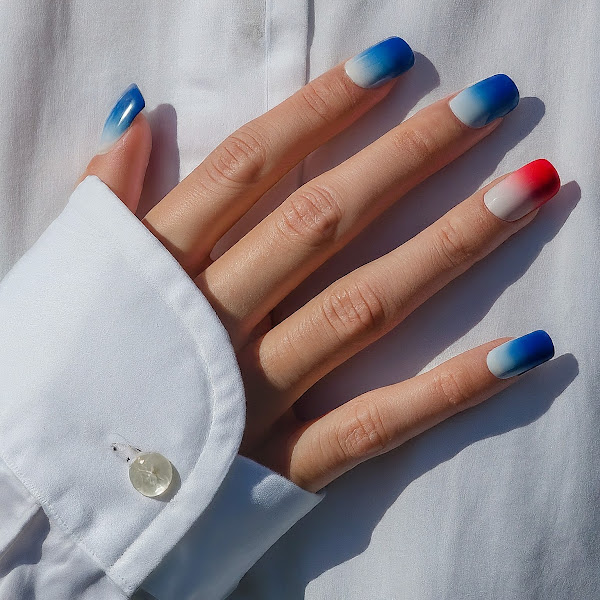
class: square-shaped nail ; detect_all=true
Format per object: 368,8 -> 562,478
345,37 -> 415,89
486,330 -> 554,379
484,159 -> 561,221
449,74 -> 519,128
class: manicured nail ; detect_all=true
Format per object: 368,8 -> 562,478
98,83 -> 145,154
486,330 -> 554,379
345,37 -> 415,89
449,74 -> 519,128
484,159 -> 561,221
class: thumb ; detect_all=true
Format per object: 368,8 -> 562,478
76,83 -> 151,213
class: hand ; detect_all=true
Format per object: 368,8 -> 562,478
77,37 -> 559,493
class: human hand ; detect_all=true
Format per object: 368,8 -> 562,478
78,37 -> 559,493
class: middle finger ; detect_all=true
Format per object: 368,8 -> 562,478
201,74 -> 520,345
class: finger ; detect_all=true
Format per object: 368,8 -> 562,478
76,84 -> 151,213
143,37 -> 415,274
202,74 -> 520,344
241,159 -> 560,436
275,332 -> 555,491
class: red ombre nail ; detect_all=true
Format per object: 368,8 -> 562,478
483,159 -> 561,221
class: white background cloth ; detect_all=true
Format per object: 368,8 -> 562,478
0,0 -> 598,598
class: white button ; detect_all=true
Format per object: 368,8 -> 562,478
129,452 -> 173,497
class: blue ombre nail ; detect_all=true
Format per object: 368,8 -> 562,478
344,37 -> 415,89
449,74 -> 519,128
98,83 -> 145,154
486,330 -> 554,379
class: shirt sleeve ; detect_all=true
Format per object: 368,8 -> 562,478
0,175 -> 323,599
141,455 -> 323,599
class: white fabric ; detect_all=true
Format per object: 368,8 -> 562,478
0,1 -> 598,599
0,175 -> 321,598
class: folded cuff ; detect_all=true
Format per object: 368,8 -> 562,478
0,176 -> 246,595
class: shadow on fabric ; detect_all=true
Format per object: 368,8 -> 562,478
136,103 -> 181,220
0,508 -> 49,577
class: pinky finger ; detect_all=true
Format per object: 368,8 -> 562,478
284,331 -> 554,492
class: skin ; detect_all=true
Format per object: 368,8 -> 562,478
77,61 -> 550,493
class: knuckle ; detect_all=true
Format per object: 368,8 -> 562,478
320,278 -> 387,340
390,125 -> 439,162
431,216 -> 473,269
336,399 -> 391,460
206,127 -> 268,186
278,183 -> 343,246
431,368 -> 472,409
297,79 -> 335,125
296,75 -> 359,125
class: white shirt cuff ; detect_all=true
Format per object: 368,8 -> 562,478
0,175 -> 299,597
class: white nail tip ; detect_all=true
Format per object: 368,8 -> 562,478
344,60 -> 372,89
483,177 -> 534,222
449,93 -> 488,128
486,350 -> 512,379
486,331 -> 554,379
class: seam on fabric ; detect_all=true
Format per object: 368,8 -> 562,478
0,450 -> 113,578
297,0 -> 311,192
265,0 -> 271,111
0,432 -> 137,595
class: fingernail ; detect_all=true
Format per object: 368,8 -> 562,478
484,159 -> 561,221
449,74 -> 519,128
98,83 -> 145,154
486,330 -> 554,379
345,36 -> 415,89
